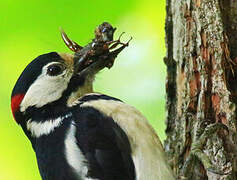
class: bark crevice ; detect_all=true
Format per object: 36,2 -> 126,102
164,0 -> 237,179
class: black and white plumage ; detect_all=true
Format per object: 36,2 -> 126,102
11,52 -> 174,180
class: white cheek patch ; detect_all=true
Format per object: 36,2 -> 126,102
20,63 -> 73,112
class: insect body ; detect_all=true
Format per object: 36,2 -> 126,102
61,22 -> 132,72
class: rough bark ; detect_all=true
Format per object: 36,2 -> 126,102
164,0 -> 237,179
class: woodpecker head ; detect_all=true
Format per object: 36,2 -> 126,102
11,52 -> 101,124
11,22 -> 130,125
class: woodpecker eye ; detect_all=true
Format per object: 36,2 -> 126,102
47,64 -> 64,76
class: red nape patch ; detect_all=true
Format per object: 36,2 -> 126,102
11,94 -> 25,122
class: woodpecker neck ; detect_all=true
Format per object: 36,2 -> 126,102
67,80 -> 93,107
19,103 -> 68,138
20,80 -> 93,139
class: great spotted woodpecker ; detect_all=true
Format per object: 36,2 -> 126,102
11,23 -> 174,180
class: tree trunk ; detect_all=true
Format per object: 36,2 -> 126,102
164,0 -> 237,179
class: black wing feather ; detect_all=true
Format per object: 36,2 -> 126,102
73,106 -> 135,180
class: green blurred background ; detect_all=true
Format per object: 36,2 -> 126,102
0,0 -> 166,179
